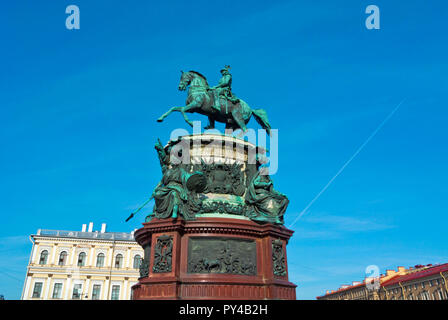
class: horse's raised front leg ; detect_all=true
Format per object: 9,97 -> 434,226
157,106 -> 194,127
157,106 -> 180,122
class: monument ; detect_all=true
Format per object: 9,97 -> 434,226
131,67 -> 296,299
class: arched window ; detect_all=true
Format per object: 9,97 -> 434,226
39,250 -> 48,265
77,252 -> 86,267
58,251 -> 68,266
115,254 -> 123,268
96,253 -> 105,267
133,255 -> 142,269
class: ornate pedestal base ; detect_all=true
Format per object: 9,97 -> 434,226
132,217 -> 297,300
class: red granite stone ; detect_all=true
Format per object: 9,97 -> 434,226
131,217 -> 296,300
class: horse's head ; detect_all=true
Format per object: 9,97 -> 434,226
178,71 -> 190,91
178,70 -> 209,91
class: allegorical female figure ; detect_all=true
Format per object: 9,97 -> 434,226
149,139 -> 206,221
245,168 -> 289,224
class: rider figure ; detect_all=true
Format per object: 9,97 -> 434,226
210,65 -> 239,112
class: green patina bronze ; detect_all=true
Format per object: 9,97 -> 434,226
144,138 -> 289,225
245,168 -> 289,224
134,67 -> 289,225
146,140 -> 206,222
157,67 -> 272,135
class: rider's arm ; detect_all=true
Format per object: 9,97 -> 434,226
213,75 -> 231,88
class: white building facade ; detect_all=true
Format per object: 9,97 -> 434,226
21,223 -> 143,300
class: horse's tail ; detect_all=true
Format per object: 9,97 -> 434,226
252,108 -> 272,136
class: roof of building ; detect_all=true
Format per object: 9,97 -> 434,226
316,281 -> 366,299
34,229 -> 136,242
317,263 -> 448,298
382,263 -> 448,287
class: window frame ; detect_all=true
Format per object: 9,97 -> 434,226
133,254 -> 142,269
111,285 -> 120,300
77,252 -> 87,267
58,251 -> 68,266
115,254 -> 123,269
52,282 -> 63,299
91,284 -> 102,300
39,250 -> 49,265
32,281 -> 43,298
96,253 -> 105,268
72,283 -> 83,299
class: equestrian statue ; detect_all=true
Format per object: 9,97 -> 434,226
157,66 -> 272,135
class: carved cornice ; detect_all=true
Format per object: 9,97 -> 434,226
134,218 -> 294,246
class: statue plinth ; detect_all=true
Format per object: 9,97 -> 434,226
132,217 -> 296,299
131,134 -> 296,300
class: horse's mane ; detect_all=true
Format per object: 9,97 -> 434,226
189,70 -> 209,86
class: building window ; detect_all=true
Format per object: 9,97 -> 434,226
77,252 -> 86,267
32,282 -> 43,298
96,253 -> 105,267
92,284 -> 101,300
58,251 -> 68,266
52,283 -> 63,299
421,282 -> 425,289
72,284 -> 82,299
115,254 -> 123,268
133,255 -> 142,269
39,250 -> 48,265
111,285 -> 120,300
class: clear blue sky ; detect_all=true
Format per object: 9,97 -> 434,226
1,0 -> 447,300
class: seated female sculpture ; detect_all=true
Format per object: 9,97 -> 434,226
245,167 -> 289,224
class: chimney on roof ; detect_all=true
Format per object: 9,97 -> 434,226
88,222 -> 93,232
326,290 -> 330,294
398,266 -> 405,272
101,223 -> 107,233
81,224 -> 87,232
386,269 -> 396,276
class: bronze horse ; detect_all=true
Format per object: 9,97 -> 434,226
157,71 -> 272,135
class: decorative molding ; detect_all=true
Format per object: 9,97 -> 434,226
152,235 -> 173,273
200,201 -> 246,216
272,239 -> 286,277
